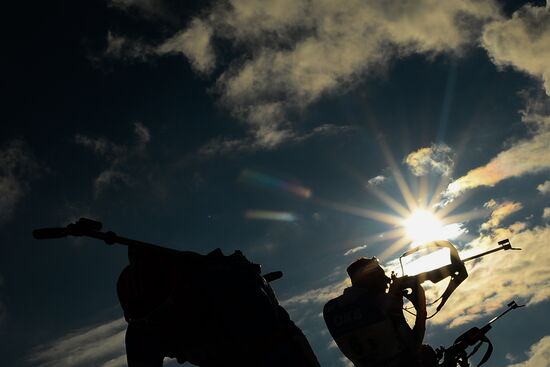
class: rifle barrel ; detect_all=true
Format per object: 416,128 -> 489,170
34,218 -> 187,257
462,238 -> 520,263
83,230 -> 186,257
488,302 -> 524,325
461,246 -> 506,262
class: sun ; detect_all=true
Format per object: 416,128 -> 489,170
302,135 -> 478,259
403,209 -> 448,246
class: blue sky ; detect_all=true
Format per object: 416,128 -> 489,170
1,0 -> 549,366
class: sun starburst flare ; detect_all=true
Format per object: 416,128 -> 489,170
403,209 -> 464,246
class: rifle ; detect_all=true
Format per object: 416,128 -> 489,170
390,239 -> 521,317
33,217 -> 284,282
436,301 -> 525,367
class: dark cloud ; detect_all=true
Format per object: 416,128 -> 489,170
442,101 -> 550,204
0,140 -> 42,222
105,0 -> 501,150
482,3 -> 550,95
506,336 -> 550,367
75,123 -> 150,196
198,123 -> 355,156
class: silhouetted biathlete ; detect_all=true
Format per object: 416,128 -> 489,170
118,245 -> 321,367
323,257 -> 437,367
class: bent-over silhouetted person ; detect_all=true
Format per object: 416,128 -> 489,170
323,257 -> 435,367
117,245 -> 321,367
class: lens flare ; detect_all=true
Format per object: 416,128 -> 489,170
239,169 -> 312,198
245,210 -> 296,222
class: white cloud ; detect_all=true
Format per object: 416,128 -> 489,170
208,0 -> 499,148
367,175 -> 386,186
104,32 -> 153,61
340,355 -> 355,367
506,353 -> 518,363
156,19 -> 215,73
133,122 -> 150,149
101,355 -> 127,367
74,135 -> 126,160
537,180 -> 550,194
281,278 -> 350,307
480,200 -> 523,231
0,140 -> 41,222
543,207 -> 550,219
198,136 -> 253,157
75,123 -> 150,196
110,0 -> 500,150
28,318 -> 127,367
442,108 -> 550,204
451,4 -> 550,211
432,221 -> 550,328
295,124 -> 356,142
482,3 -> 550,95
344,244 -> 367,256
0,175 -> 24,220
404,143 -> 454,176
93,170 -> 134,194
199,123 -> 354,156
507,336 -> 550,367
